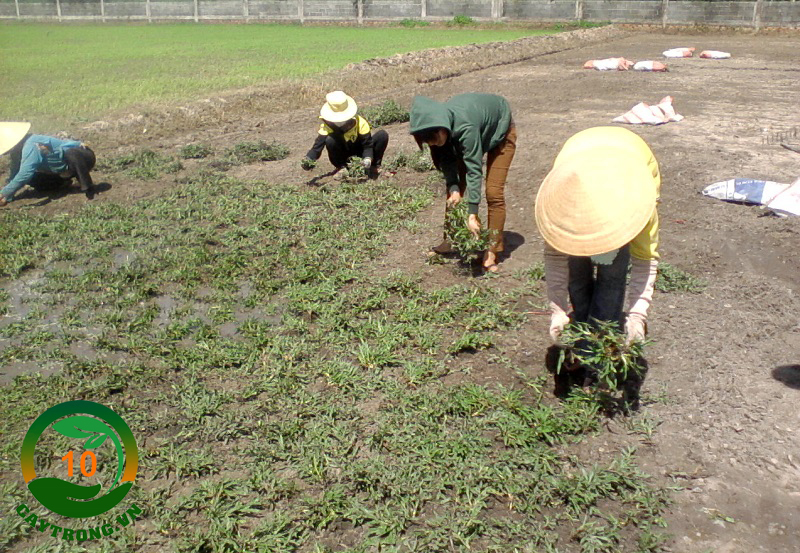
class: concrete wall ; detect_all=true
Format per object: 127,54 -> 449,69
583,0 -> 664,22
427,0 -> 492,18
503,1 -> 575,21
668,1 -> 754,25
364,0 -> 422,19
1,0 -> 798,27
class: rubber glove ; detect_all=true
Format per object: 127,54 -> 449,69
625,257 -> 658,344
544,244 -> 571,344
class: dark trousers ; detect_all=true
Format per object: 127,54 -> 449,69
558,245 -> 645,407
568,245 -> 630,329
326,130 -> 388,169
31,146 -> 96,191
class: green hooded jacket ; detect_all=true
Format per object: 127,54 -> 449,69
409,94 -> 512,214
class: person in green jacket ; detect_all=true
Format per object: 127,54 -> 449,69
409,93 -> 517,272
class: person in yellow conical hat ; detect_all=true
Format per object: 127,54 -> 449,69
301,91 -> 389,180
0,122 -> 96,206
535,127 -> 661,402
535,126 -> 661,381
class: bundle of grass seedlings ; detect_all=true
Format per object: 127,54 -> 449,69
444,202 -> 491,263
556,320 -> 648,410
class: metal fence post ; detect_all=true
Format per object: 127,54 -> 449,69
298,0 -> 304,24
145,0 -> 151,23
14,0 -> 19,18
753,0 -> 764,30
194,0 -> 199,22
55,0 -> 61,21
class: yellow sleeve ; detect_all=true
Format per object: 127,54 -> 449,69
318,122 -> 332,136
630,208 -> 660,261
356,115 -> 371,135
631,134 -> 660,261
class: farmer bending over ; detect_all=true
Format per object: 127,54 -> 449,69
0,122 -> 96,206
302,91 -> 388,179
409,93 -> 516,273
535,126 -> 660,348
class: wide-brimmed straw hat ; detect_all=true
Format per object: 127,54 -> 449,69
535,148 -> 657,256
0,122 -> 31,156
319,91 -> 357,123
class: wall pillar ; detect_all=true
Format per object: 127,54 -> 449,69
661,0 -> 669,28
753,0 -> 764,30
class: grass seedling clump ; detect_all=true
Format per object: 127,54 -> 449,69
300,157 -> 317,171
100,149 -> 183,179
655,262 -> 706,293
224,141 -> 290,164
398,18 -> 430,27
449,14 -> 476,25
361,99 -> 410,127
520,261 -> 546,281
557,320 -> 647,398
384,149 -> 434,172
179,143 -> 214,159
444,202 -> 491,263
345,156 -> 368,182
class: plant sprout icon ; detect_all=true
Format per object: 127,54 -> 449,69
52,415 -> 125,491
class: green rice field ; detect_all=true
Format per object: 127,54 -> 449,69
0,23 -> 559,128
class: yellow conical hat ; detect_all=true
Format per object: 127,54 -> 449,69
0,122 -> 31,156
535,148 -> 657,256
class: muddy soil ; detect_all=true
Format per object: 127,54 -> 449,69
3,26 -> 800,552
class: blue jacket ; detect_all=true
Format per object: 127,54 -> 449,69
2,135 -> 82,201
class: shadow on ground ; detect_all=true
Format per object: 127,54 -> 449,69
772,364 -> 800,389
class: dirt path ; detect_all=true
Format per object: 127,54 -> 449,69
5,27 -> 800,552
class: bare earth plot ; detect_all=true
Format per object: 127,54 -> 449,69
4,27 -> 800,552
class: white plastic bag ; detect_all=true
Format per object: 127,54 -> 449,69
702,178 -> 800,217
663,47 -> 695,58
633,61 -> 668,72
699,50 -> 731,59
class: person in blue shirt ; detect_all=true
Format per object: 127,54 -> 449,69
0,122 -> 96,206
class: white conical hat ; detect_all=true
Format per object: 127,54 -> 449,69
0,122 -> 31,156
319,91 -> 357,123
535,148 -> 657,256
